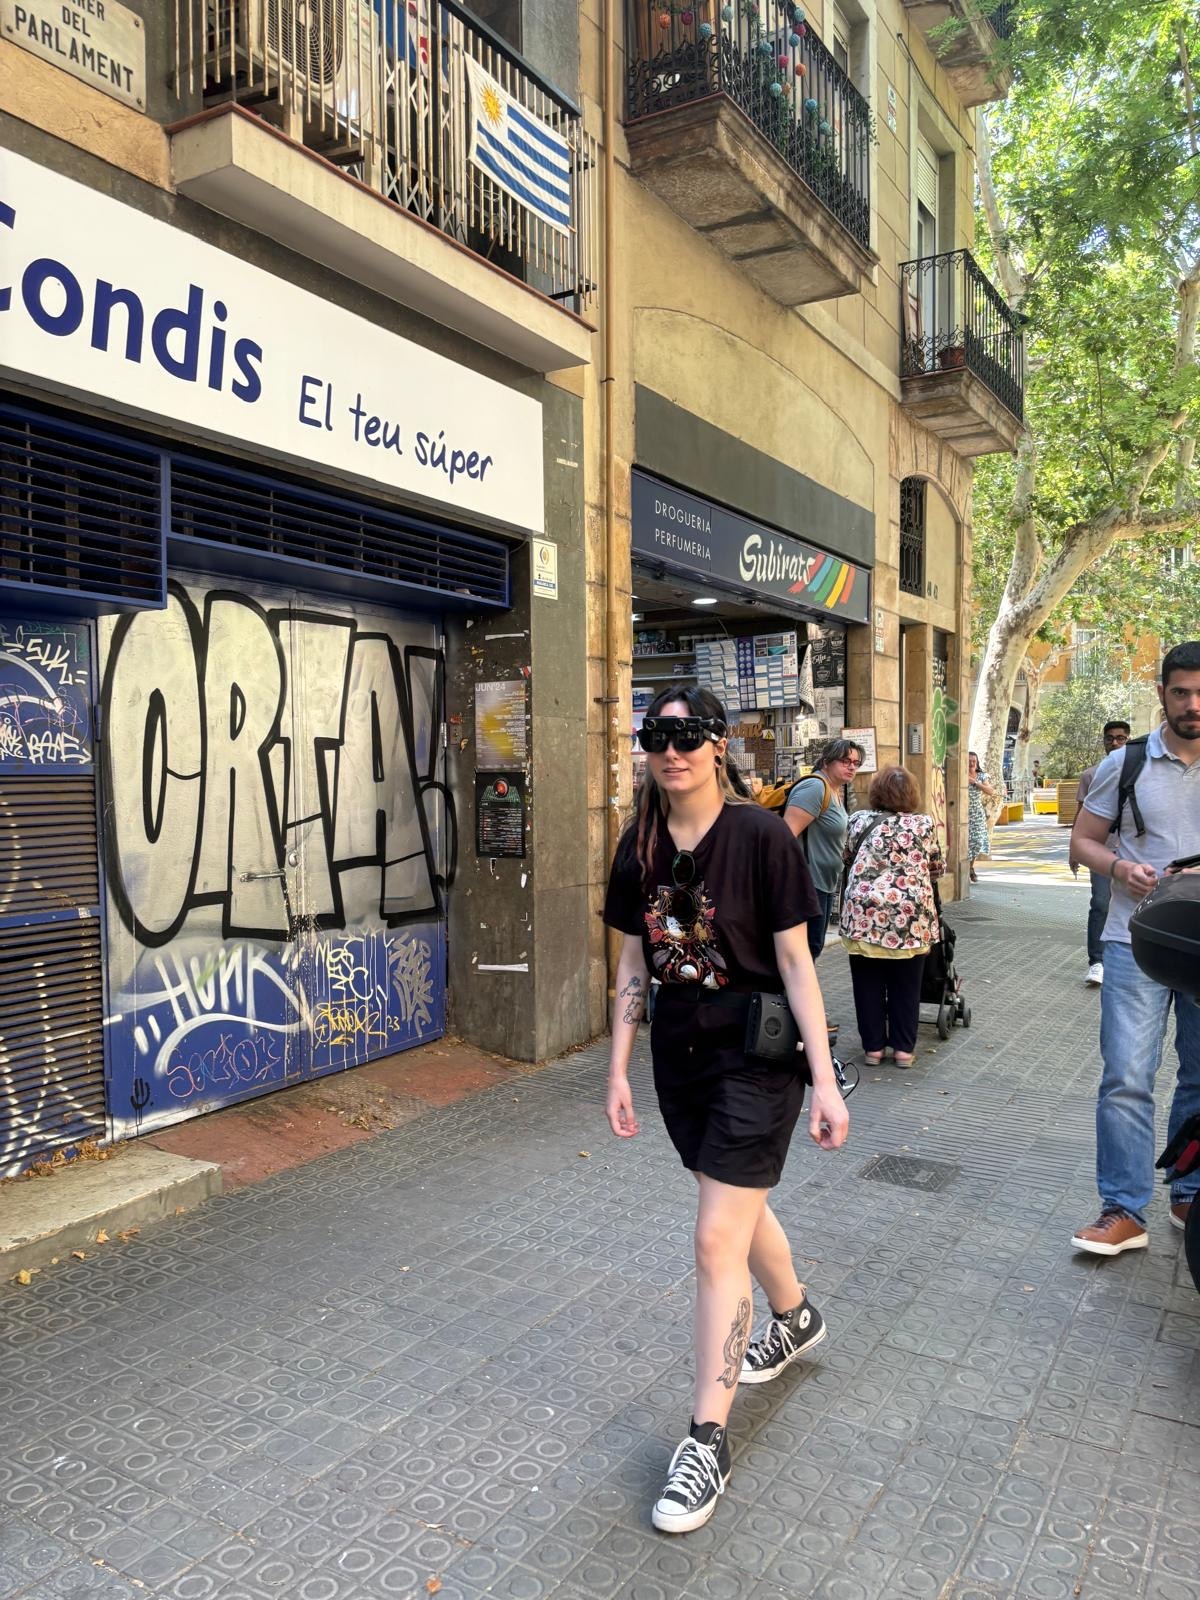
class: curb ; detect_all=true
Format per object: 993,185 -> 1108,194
1,1144 -> 222,1282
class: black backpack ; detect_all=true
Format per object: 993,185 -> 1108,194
1113,735 -> 1150,837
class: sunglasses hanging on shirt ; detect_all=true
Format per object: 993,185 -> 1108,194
636,715 -> 727,754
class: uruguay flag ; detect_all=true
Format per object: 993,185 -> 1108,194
465,57 -> 573,237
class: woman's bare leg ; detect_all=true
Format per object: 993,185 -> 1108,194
747,1200 -> 806,1313
691,1176 -> 770,1426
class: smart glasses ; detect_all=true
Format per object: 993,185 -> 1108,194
669,850 -> 701,923
636,715 -> 725,754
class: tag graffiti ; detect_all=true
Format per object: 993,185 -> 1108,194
0,621 -> 92,770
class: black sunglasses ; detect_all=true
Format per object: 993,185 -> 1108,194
669,850 -> 701,923
637,715 -> 725,755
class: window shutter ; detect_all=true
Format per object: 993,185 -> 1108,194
916,139 -> 940,217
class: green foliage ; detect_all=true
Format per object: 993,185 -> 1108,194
970,0 -> 1200,664
1036,667 -> 1139,779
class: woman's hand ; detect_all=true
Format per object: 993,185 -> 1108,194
606,1075 -> 639,1138
808,1079 -> 849,1150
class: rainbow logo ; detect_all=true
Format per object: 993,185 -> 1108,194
790,556 -> 857,612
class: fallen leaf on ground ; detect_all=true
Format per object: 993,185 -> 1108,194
118,1228 -> 140,1243
425,1579 -> 442,1594
13,1268 -> 34,1285
578,1151 -> 590,1159
95,1229 -> 109,1244
71,1251 -> 86,1261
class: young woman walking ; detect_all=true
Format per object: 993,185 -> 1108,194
604,685 -> 849,1534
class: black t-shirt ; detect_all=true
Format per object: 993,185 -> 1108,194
603,802 -> 819,991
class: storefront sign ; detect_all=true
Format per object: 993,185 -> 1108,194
2,0 -> 145,110
532,539 -> 558,599
475,772 -> 526,859
631,471 -> 870,625
0,151 -> 545,534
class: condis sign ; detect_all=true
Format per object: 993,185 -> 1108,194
0,150 -> 545,534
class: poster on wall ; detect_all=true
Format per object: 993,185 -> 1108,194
475,772 -> 526,859
475,679 -> 528,769
809,627 -> 847,689
814,688 -> 845,739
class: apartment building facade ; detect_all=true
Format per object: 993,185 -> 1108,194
0,0 -> 1020,1171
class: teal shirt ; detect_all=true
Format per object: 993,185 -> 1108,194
786,775 -> 849,894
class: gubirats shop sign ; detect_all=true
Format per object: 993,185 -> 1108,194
631,470 -> 870,625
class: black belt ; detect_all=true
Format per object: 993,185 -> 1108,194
654,985 -> 756,1009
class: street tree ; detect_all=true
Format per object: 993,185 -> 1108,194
967,0 -> 1200,792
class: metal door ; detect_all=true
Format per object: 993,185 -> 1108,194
101,573 -> 450,1137
0,620 -> 106,1176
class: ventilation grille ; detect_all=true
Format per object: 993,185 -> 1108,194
0,918 -> 107,1176
0,776 -> 101,923
0,407 -> 165,610
1,400 -> 511,613
170,456 -> 511,607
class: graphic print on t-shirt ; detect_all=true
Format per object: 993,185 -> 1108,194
645,881 -> 729,988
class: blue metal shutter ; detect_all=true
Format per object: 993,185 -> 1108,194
0,774 -> 107,1176
0,405 -> 165,613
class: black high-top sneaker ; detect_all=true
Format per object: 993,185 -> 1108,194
651,1420 -> 732,1534
739,1296 -> 826,1385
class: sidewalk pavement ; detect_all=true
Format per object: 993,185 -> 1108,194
2,837 -> 1198,1600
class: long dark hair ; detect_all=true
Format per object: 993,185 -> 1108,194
623,684 -> 742,889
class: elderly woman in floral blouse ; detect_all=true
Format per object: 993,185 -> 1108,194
840,765 -> 944,1067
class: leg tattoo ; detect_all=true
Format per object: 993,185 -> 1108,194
718,1297 -> 752,1389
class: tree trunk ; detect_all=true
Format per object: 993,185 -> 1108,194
1015,658 -> 1044,781
970,613 -> 1030,817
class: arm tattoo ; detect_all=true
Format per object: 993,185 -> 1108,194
718,1297 -> 752,1389
620,974 -> 645,1026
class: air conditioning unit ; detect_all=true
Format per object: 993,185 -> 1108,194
211,0 -> 379,154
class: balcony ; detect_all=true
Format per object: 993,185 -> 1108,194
900,248 -> 1025,457
170,1 -> 597,372
899,0 -> 1014,107
623,0 -> 874,307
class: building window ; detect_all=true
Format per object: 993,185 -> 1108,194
899,476 -> 926,597
1167,543 -> 1194,573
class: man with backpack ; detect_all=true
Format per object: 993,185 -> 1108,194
1069,642 -> 1200,1256
1072,718 -> 1131,987
778,738 -> 864,961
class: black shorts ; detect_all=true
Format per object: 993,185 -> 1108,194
649,990 -> 807,1189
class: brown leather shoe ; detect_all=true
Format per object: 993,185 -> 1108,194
1171,1200 -> 1192,1232
1071,1211 -> 1149,1256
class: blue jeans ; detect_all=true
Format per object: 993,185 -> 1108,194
1087,872 -> 1111,966
1096,939 -> 1200,1222
808,890 -> 834,962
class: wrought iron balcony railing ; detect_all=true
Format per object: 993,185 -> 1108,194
625,0 -> 872,252
175,0 -> 598,314
900,248 -> 1024,421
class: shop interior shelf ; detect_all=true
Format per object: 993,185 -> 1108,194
631,651 -> 697,661
631,668 -> 699,680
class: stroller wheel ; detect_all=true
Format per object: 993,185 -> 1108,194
960,1003 -> 972,1029
936,1003 -> 952,1041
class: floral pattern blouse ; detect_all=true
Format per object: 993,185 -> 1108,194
840,810 -> 944,954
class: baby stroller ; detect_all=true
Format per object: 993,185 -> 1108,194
921,883 -> 970,1039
